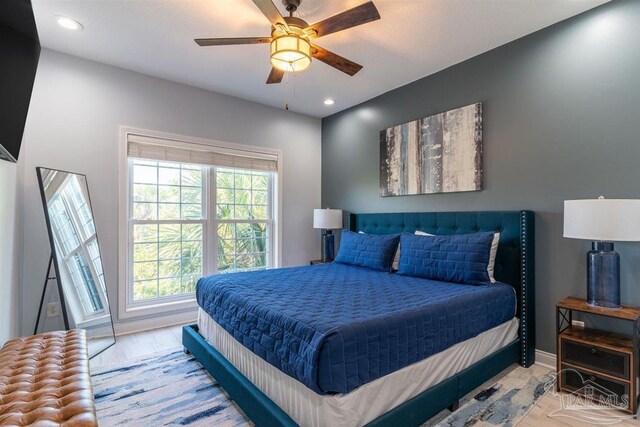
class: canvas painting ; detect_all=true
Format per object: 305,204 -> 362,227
379,103 -> 483,196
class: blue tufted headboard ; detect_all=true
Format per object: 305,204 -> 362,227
348,210 -> 536,367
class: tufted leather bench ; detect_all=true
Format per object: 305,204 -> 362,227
0,330 -> 97,426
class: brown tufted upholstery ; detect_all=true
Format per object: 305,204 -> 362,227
0,330 -> 97,426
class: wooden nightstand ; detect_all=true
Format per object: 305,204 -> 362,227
556,296 -> 640,414
310,259 -> 333,265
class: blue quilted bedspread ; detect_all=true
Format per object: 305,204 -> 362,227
196,263 -> 516,395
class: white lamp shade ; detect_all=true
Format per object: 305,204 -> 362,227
313,209 -> 343,229
564,199 -> 640,241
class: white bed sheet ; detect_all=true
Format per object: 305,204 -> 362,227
197,309 -> 519,427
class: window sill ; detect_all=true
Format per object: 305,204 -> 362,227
121,297 -> 198,319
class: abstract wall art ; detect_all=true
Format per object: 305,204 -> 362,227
379,103 -> 483,196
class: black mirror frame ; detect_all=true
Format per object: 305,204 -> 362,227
35,166 -> 116,358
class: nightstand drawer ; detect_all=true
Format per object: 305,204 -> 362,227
560,364 -> 631,411
561,338 -> 630,380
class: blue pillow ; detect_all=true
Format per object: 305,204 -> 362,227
335,231 -> 400,272
397,232 -> 494,285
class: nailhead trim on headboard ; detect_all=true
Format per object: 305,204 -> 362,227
521,211 -> 527,366
519,210 -> 535,367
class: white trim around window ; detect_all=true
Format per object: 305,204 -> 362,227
118,126 -> 283,319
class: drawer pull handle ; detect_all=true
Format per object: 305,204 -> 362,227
590,347 -> 597,355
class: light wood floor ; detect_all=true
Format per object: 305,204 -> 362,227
91,325 -> 639,426
90,325 -> 183,369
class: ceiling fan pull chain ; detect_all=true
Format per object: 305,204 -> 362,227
284,68 -> 289,110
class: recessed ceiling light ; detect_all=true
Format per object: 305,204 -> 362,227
55,16 -> 83,31
324,99 -> 335,106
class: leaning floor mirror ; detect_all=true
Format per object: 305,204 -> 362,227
35,167 -> 116,358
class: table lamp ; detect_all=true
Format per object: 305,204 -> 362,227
564,197 -> 640,308
313,208 -> 343,262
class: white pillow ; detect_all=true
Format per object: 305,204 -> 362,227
391,230 -> 434,271
487,232 -> 500,283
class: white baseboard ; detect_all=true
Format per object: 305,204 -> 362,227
535,349 -> 556,369
113,310 -> 197,336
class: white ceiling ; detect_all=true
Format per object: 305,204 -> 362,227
33,0 -> 609,118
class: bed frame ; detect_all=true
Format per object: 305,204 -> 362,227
183,210 -> 535,427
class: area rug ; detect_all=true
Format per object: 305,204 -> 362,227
91,350 -> 551,426
425,364 -> 552,427
92,351 -> 251,426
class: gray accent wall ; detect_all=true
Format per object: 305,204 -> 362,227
321,0 -> 640,353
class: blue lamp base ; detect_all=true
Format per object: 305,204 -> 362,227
587,241 -> 621,309
322,230 -> 335,262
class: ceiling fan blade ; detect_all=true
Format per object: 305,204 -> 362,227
266,68 -> 285,84
252,0 -> 290,32
195,37 -> 271,46
312,45 -> 363,76
304,1 -> 380,39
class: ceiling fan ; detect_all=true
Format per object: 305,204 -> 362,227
195,0 -> 380,84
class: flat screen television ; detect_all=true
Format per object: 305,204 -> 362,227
0,0 -> 40,163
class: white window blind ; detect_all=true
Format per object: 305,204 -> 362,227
127,135 -> 277,172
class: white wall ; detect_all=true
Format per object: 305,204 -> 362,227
0,160 -> 20,345
20,49 -> 322,334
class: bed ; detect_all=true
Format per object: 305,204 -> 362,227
183,210 -> 535,427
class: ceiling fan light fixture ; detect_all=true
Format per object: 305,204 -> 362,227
270,34 -> 311,73
195,0 -> 380,84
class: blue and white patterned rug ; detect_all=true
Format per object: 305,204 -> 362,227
91,351 -> 551,426
425,364 -> 551,427
92,351 -> 250,426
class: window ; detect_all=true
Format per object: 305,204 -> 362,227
48,175 -> 108,321
130,160 -> 205,302
215,168 -> 272,272
122,130 -> 280,315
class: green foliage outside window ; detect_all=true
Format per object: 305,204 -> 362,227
216,168 -> 270,273
130,161 -> 272,302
